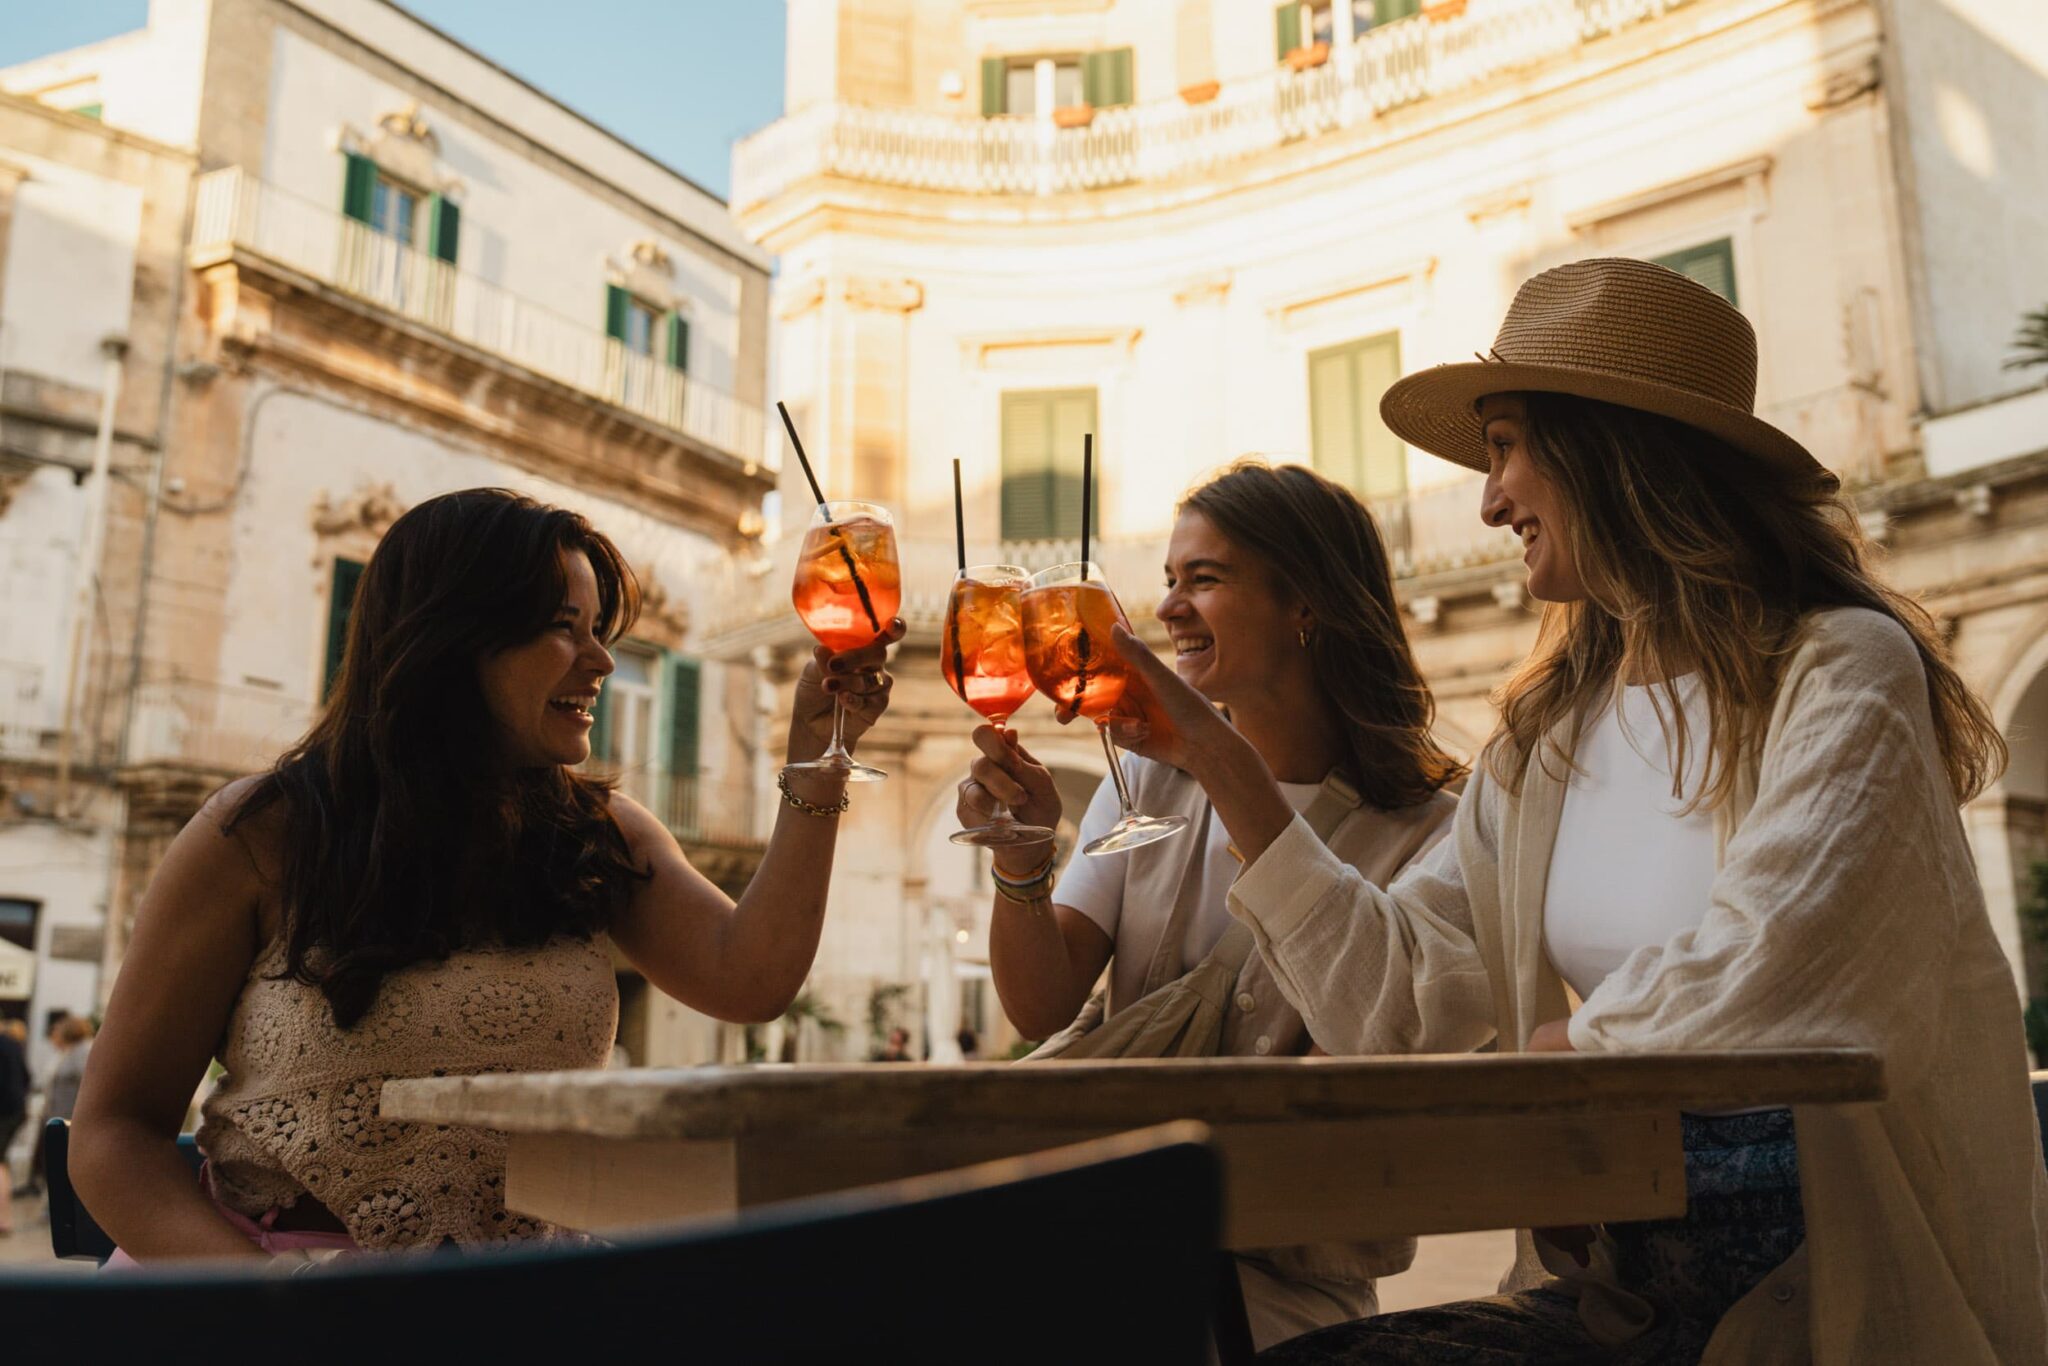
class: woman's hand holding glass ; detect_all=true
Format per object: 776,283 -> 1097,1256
789,619 -> 906,764
957,726 -> 1063,867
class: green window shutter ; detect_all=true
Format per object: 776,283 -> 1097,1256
323,557 -> 365,700
341,152 -> 377,224
604,283 -> 629,341
426,194 -> 459,264
1652,238 -> 1738,307
1084,49 -> 1135,108
1001,389 -> 1099,541
1378,0 -> 1422,21
981,57 -> 1007,116
665,311 -> 689,372
70,103 -> 103,120
588,686 -> 614,765
665,653 -> 702,778
1276,3 -> 1303,57
1308,334 -> 1406,500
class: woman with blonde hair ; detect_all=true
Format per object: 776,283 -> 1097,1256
1105,259 -> 2048,1362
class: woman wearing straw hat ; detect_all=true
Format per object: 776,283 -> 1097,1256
1101,258 -> 2048,1362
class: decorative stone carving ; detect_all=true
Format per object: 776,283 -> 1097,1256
311,482 -> 408,540
1956,484 -> 1994,520
1406,594 -> 1442,628
636,569 -> 691,649
1806,56 -> 1881,112
1491,580 -> 1526,612
842,277 -> 925,314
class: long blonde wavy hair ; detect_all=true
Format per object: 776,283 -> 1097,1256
1485,393 -> 2005,810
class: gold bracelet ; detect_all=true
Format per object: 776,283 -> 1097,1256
778,769 -> 849,817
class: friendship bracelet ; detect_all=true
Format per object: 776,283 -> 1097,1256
778,769 -> 850,818
991,849 -> 1057,904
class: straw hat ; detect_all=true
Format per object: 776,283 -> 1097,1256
1379,257 -> 1832,487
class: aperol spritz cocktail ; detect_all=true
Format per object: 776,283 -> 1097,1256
1020,562 -> 1187,856
942,566 -> 1053,847
787,501 -> 901,782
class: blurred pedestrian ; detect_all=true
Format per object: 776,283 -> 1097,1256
955,1027 -> 980,1061
0,1018 -> 28,1236
876,1026 -> 912,1062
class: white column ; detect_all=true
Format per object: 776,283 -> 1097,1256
925,904 -> 964,1064
1034,58 -> 1056,197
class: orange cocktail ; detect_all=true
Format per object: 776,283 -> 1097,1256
1020,562 -> 1186,856
944,566 -> 1053,847
787,501 -> 900,783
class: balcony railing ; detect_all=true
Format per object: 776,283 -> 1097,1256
695,477 -> 1518,649
191,168 -> 769,469
604,765 -> 763,849
733,0 -> 1695,207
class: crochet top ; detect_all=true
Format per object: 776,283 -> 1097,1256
198,934 -> 618,1250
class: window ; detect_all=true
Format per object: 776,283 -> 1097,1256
323,557 -> 365,700
1651,238 -> 1738,306
1000,389 -> 1099,541
370,176 -> 423,247
621,297 -> 662,358
1277,1 -> 1416,56
1309,333 -> 1406,499
0,898 -> 34,1021
980,50 -> 1131,116
589,649 -> 700,824
339,153 -> 458,317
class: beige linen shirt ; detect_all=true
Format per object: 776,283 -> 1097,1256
1226,607 -> 2048,1364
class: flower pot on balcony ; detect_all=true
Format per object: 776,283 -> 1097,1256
1423,0 -> 1469,20
1052,103 -> 1096,129
1285,43 -> 1330,72
1178,79 -> 1221,105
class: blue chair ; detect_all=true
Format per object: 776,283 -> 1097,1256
7,1120 -> 1223,1363
44,1119 -> 206,1263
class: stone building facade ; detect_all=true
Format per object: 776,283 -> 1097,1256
0,0 -> 777,1069
711,0 -> 2048,1059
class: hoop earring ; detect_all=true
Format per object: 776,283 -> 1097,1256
1298,628 -> 1312,648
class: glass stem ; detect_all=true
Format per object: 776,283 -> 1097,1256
986,722 -> 1015,826
825,692 -> 851,763
1097,723 -> 1135,820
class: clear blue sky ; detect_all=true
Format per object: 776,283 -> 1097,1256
0,0 -> 786,200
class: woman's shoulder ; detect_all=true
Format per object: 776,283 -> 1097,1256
1788,607 -> 1928,706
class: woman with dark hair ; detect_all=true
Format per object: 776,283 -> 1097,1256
957,460 -> 1465,1347
1105,260 -> 2048,1362
72,488 -> 901,1263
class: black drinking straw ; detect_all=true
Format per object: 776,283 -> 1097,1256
952,458 -> 967,573
777,400 -> 880,636
1080,433 -> 1092,573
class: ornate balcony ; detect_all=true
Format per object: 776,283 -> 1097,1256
732,0 -> 1698,210
190,168 -> 770,474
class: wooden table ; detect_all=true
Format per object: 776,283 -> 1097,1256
382,1051 -> 1881,1249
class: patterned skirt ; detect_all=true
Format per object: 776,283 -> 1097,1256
1259,1109 -> 1806,1365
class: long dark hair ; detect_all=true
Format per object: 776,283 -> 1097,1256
1180,461 -> 1466,809
228,488 -> 649,1028
1488,393 -> 2005,808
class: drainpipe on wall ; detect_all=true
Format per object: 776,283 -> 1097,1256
53,334 -> 130,819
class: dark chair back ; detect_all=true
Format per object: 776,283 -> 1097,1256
45,1119 -> 205,1262
9,1121 -> 1222,1364
2032,1072 -> 2048,1169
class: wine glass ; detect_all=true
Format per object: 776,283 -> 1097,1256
943,566 -> 1056,847
1020,561 -> 1188,856
786,501 -> 902,783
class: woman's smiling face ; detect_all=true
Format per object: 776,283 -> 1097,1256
1155,508 -> 1312,707
475,550 -> 615,769
1479,394 -> 1587,604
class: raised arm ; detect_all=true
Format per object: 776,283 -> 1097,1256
1105,624 -> 1497,1055
70,782 -> 275,1260
608,622 -> 902,1024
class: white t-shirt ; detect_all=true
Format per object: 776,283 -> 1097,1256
1058,764 -> 1324,967
1544,676 -> 1720,1000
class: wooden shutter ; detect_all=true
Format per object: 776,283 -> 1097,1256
604,283 -> 629,341
426,194 -> 459,264
341,152 -> 377,223
323,557 -> 365,700
981,57 -> 1006,115
1048,391 -> 1098,538
1001,392 -> 1054,541
1378,0 -> 1422,21
1308,334 -> 1405,499
1083,49 -> 1134,108
1652,239 -> 1738,307
666,312 -> 690,371
665,653 -> 702,779
1276,3 -> 1303,57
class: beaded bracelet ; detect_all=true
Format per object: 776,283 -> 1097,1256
778,768 -> 850,818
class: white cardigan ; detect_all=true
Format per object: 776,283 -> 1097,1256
1227,607 -> 2048,1364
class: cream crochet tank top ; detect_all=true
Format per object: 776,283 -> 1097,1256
199,933 -> 617,1250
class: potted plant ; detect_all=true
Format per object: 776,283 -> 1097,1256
1285,42 -> 1330,72
1052,103 -> 1096,129
1424,0 -> 1469,19
2007,305 -> 2048,379
1179,79 -> 1221,105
